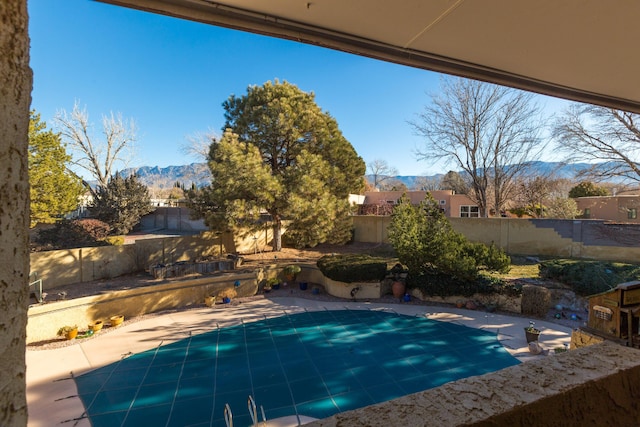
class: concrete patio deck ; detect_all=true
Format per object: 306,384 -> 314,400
26,296 -> 572,427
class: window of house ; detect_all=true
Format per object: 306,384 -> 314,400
628,208 -> 637,219
460,206 -> 479,218
583,208 -> 591,219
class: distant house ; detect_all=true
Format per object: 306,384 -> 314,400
357,190 -> 479,218
575,195 -> 640,223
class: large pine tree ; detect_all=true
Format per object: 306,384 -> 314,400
190,80 -> 365,250
28,111 -> 84,227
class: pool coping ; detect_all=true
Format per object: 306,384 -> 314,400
25,296 -> 572,427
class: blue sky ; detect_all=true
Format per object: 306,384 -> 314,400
29,0 -> 570,178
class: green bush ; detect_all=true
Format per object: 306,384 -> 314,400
408,269 -> 520,298
316,254 -> 387,283
36,219 -> 111,249
388,194 -> 511,281
466,242 -> 511,273
539,259 -> 640,296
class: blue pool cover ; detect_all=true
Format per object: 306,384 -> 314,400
75,309 -> 519,426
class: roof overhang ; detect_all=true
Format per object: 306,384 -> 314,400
97,0 -> 640,113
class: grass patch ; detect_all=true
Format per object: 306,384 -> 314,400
502,256 -> 543,280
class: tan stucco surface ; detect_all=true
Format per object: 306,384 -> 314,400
26,272 -> 259,344
353,216 -> 640,263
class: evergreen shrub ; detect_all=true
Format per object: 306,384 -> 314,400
408,269 -> 521,298
316,254 -> 387,283
539,259 -> 640,296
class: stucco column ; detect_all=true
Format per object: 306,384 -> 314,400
0,0 -> 31,426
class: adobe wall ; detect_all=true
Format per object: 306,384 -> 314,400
29,230 -> 267,289
307,341 -> 640,427
30,236 -> 209,289
26,272 -> 259,344
0,1 -> 31,425
353,216 -> 640,263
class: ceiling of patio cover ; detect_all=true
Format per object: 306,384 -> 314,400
98,0 -> 640,113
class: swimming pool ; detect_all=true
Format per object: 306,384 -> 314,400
75,309 -> 519,426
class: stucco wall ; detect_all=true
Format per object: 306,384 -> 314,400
0,1 -> 30,425
26,272 -> 258,344
29,230 -> 274,290
353,216 -> 640,263
576,195 -> 640,223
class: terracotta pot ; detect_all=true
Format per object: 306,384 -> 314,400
392,281 -> 406,299
66,328 -> 78,340
89,321 -> 103,332
204,296 -> 216,307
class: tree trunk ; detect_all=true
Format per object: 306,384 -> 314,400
272,216 -> 282,251
0,1 -> 31,425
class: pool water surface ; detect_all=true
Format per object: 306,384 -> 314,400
75,309 -> 519,426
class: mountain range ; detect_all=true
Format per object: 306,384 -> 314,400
121,161 -> 619,191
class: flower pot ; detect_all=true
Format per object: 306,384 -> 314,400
205,296 -> 216,307
299,282 -> 308,291
403,293 -> 411,302
65,328 -> 78,340
89,320 -> 103,332
110,315 -> 124,327
392,281 -> 405,299
272,283 -> 280,290
525,329 -> 541,343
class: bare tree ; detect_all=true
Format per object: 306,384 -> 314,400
54,101 -> 137,195
412,175 -> 440,191
412,77 -> 546,217
554,104 -> 640,183
367,159 -> 398,190
513,175 -> 559,218
182,128 -> 218,162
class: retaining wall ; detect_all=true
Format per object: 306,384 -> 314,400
26,271 -> 258,344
